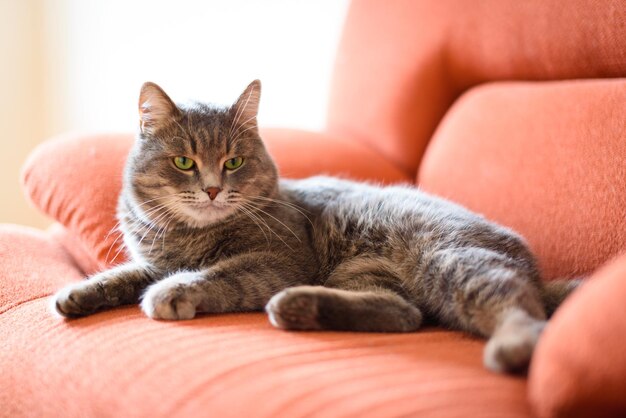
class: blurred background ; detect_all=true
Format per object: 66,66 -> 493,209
0,0 -> 349,228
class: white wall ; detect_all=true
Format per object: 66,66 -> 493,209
41,0 -> 349,134
0,0 -> 49,228
0,0 -> 349,227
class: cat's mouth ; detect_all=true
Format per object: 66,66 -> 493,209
187,201 -> 229,211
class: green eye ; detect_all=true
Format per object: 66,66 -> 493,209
173,156 -> 195,170
224,156 -> 244,170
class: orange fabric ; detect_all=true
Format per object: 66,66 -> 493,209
529,252 -> 626,418
21,130 -> 412,270
8,1 -> 626,417
47,223 -> 100,275
21,133 -> 133,271
261,128 -> 411,184
418,79 -> 626,280
0,224 -> 82,314
328,0 -> 626,175
1,303 -> 531,418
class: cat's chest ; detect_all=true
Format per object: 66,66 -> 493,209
128,226 -> 239,271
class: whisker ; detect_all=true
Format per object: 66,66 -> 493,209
249,195 -> 311,213
171,117 -> 192,140
120,201 -> 177,235
229,124 -> 257,148
108,240 -> 127,265
234,205 -> 271,247
248,195 -> 315,230
230,113 -> 258,141
108,200 -> 179,264
148,205 -> 182,255
229,86 -> 255,137
160,214 -> 178,253
237,200 -> 291,250
238,201 -> 295,251
241,201 -> 302,243
104,230 -> 126,264
103,193 -> 185,242
119,206 -> 173,261
187,110 -> 193,135
133,193 -> 185,209
104,204 -> 172,264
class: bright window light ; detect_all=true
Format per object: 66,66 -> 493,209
42,0 -> 350,134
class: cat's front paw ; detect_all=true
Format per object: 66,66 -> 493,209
141,276 -> 198,320
53,282 -> 104,318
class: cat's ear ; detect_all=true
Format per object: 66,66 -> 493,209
230,80 -> 261,128
138,82 -> 181,135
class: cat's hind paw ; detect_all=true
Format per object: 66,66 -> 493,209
266,286 -> 322,331
483,310 -> 546,373
141,278 -> 197,320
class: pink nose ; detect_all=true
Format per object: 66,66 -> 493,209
205,187 -> 222,200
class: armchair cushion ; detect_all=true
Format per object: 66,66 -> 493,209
22,133 -> 131,274
1,303 -> 533,418
418,79 -> 626,280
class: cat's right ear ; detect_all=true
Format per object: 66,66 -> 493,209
138,82 -> 181,135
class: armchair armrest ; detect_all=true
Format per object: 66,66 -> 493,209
0,224 -> 83,315
529,252 -> 626,418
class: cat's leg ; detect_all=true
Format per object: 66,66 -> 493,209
266,257 -> 422,332
426,248 -> 546,373
140,252 -> 305,320
53,263 -> 156,317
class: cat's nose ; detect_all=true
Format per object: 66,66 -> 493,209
205,187 -> 222,201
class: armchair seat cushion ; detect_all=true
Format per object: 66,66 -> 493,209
0,224 -> 82,314
1,302 -> 532,418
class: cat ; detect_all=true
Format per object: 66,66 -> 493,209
53,80 -> 579,374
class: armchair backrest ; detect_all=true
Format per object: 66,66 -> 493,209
327,0 -> 625,175
326,0 -> 626,279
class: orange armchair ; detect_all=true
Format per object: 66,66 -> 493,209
2,1 -> 625,417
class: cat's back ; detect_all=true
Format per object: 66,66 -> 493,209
281,176 -> 484,229
281,176 -> 528,260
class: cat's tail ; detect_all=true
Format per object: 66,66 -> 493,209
540,279 -> 583,317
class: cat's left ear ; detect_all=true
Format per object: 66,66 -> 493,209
138,82 -> 181,135
230,80 -> 261,128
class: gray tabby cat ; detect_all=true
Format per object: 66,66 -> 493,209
53,80 -> 579,374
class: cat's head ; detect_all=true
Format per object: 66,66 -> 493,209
124,80 -> 278,228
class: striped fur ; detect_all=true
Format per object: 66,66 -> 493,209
53,81 -> 579,373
